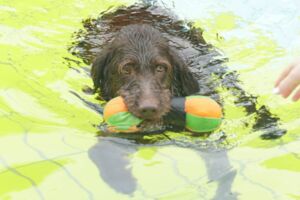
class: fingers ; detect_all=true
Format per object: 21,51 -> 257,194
274,57 -> 300,100
292,88 -> 300,101
276,65 -> 300,98
275,64 -> 294,87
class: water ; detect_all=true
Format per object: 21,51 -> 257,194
0,0 -> 300,199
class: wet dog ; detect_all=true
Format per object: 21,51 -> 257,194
91,24 -> 199,121
71,4 -> 286,139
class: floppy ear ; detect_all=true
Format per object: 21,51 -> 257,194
91,47 -> 114,100
169,48 -> 199,96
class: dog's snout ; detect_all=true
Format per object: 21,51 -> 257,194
138,100 -> 159,119
140,106 -> 157,115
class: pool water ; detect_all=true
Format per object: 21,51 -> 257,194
0,0 -> 300,199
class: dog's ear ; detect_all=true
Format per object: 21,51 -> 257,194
91,47 -> 114,99
169,48 -> 199,96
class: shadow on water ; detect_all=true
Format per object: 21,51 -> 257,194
68,2 -> 286,197
89,137 -> 237,199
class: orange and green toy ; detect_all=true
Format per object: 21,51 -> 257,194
179,96 -> 222,132
103,95 -> 222,133
103,96 -> 142,133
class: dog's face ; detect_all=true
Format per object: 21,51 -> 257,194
92,24 -> 199,120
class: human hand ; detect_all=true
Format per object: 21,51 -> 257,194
274,58 -> 300,101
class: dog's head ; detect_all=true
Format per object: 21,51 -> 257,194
91,24 -> 199,120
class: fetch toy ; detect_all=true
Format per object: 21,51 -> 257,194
103,96 -> 222,133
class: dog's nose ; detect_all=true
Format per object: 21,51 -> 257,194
140,106 -> 157,116
138,102 -> 159,119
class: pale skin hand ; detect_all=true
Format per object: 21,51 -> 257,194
274,58 -> 300,101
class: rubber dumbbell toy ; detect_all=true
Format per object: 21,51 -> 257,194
103,96 -> 222,133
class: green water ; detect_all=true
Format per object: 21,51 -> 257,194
0,0 -> 300,199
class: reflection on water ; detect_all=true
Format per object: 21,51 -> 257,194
0,0 -> 300,199
89,137 -> 237,199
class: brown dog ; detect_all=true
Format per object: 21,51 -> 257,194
91,24 -> 199,121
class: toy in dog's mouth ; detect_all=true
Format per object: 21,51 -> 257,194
100,95 -> 222,134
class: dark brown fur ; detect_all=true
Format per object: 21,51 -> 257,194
91,24 -> 199,120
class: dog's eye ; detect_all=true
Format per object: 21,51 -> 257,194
121,64 -> 133,75
156,65 -> 166,73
